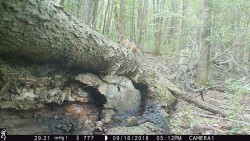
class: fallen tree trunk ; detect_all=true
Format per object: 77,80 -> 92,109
167,87 -> 228,117
0,0 -> 176,135
0,0 -> 138,76
0,0 -> 177,113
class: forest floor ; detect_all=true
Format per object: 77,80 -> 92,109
168,70 -> 250,135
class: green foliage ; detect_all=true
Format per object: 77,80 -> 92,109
63,0 -> 73,14
228,125 -> 244,134
153,50 -> 161,56
225,77 -> 250,95
61,0 -> 250,60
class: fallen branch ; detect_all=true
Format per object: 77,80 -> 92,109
207,86 -> 227,93
167,87 -> 228,117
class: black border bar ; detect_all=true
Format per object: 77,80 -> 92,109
1,135 -> 250,141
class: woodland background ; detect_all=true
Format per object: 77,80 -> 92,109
61,0 -> 250,86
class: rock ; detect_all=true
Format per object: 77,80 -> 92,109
101,109 -> 115,123
76,73 -> 141,123
99,75 -> 141,119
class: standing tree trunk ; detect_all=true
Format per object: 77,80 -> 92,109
232,5 -> 246,73
137,0 -> 149,48
102,0 -> 110,34
118,0 -> 126,43
98,0 -> 105,32
195,0 -> 212,86
181,0 -> 187,34
76,0 -> 81,19
130,0 -> 136,40
92,0 -> 99,28
105,0 -> 115,35
153,0 -> 165,56
142,0 -> 149,48
82,0 -> 93,26
169,0 -> 178,46
137,0 -> 143,45
70,0 -> 76,15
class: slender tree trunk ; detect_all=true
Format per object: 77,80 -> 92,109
130,0 -> 136,40
82,0 -> 92,26
169,0 -> 178,46
137,0 -> 143,45
98,0 -> 104,32
138,0 -> 149,48
118,0 -> 126,42
71,0 -> 76,15
153,0 -> 165,56
92,0 -> 99,28
102,0 -> 110,34
234,6 -> 244,72
142,0 -> 149,48
106,0 -> 115,35
114,1 -> 120,40
181,0 -> 187,36
195,0 -> 212,86
76,0 -> 81,19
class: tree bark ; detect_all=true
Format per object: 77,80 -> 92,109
76,0 -> 81,19
143,0 -> 149,42
118,0 -> 126,42
181,0 -> 187,33
102,0 -> 110,34
169,0 -> 178,45
195,0 -> 212,86
82,0 -> 92,26
153,0 -> 165,56
0,0 -> 138,76
105,0 -> 114,35
92,0 -> 99,28
137,0 -> 148,48
137,0 -> 143,45
130,0 -> 136,40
